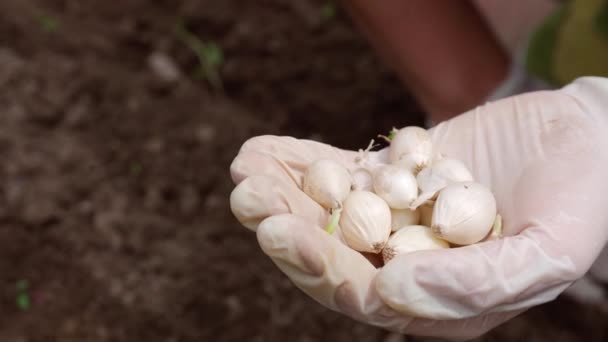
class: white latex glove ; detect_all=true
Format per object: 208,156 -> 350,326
229,77 -> 608,340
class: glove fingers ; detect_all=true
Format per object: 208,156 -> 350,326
376,231 -> 582,321
229,174 -> 352,245
230,150 -> 302,186
256,214 -> 408,326
231,135 -> 388,186
230,175 -> 329,232
256,214 -> 523,340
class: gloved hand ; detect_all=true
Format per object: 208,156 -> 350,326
228,77 -> 608,340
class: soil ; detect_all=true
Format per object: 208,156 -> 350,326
0,1 -> 605,341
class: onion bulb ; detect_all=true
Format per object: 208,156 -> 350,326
382,225 -> 449,263
431,182 -> 497,245
410,158 -> 474,209
389,126 -> 433,174
372,164 -> 418,209
302,159 -> 352,209
339,190 -> 391,253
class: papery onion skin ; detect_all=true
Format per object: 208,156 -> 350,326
372,165 -> 418,209
340,190 -> 392,253
302,159 -> 352,209
382,225 -> 449,263
431,182 -> 497,245
389,126 -> 433,174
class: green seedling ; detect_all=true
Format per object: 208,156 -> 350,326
324,205 -> 342,234
321,1 -> 337,22
130,162 -> 142,176
489,214 -> 503,240
175,20 -> 224,91
595,1 -> 608,38
16,280 -> 30,311
378,127 -> 398,143
36,14 -> 60,33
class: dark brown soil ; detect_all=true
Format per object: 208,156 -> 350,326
0,1 -> 605,341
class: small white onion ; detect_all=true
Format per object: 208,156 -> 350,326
339,190 -> 392,253
431,182 -> 497,245
410,158 -> 474,209
390,208 -> 420,232
302,159 -> 352,209
372,164 -> 418,209
389,126 -> 433,174
382,225 -> 449,263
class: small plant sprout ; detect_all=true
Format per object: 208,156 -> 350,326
431,182 -> 497,245
175,20 -> 224,91
390,208 -> 420,232
382,225 -> 449,263
488,214 -> 503,240
36,14 -> 60,33
130,162 -> 142,176
320,1 -> 337,22
16,280 -> 30,311
387,126 -> 434,175
302,159 -> 353,234
410,157 -> 473,209
354,138 -> 380,167
377,127 -> 397,142
339,190 -> 392,253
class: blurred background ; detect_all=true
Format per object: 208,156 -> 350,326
0,0 -> 606,341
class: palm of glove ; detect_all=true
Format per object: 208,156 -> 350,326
229,78 -> 608,339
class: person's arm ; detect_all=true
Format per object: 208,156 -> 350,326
341,0 -> 510,124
